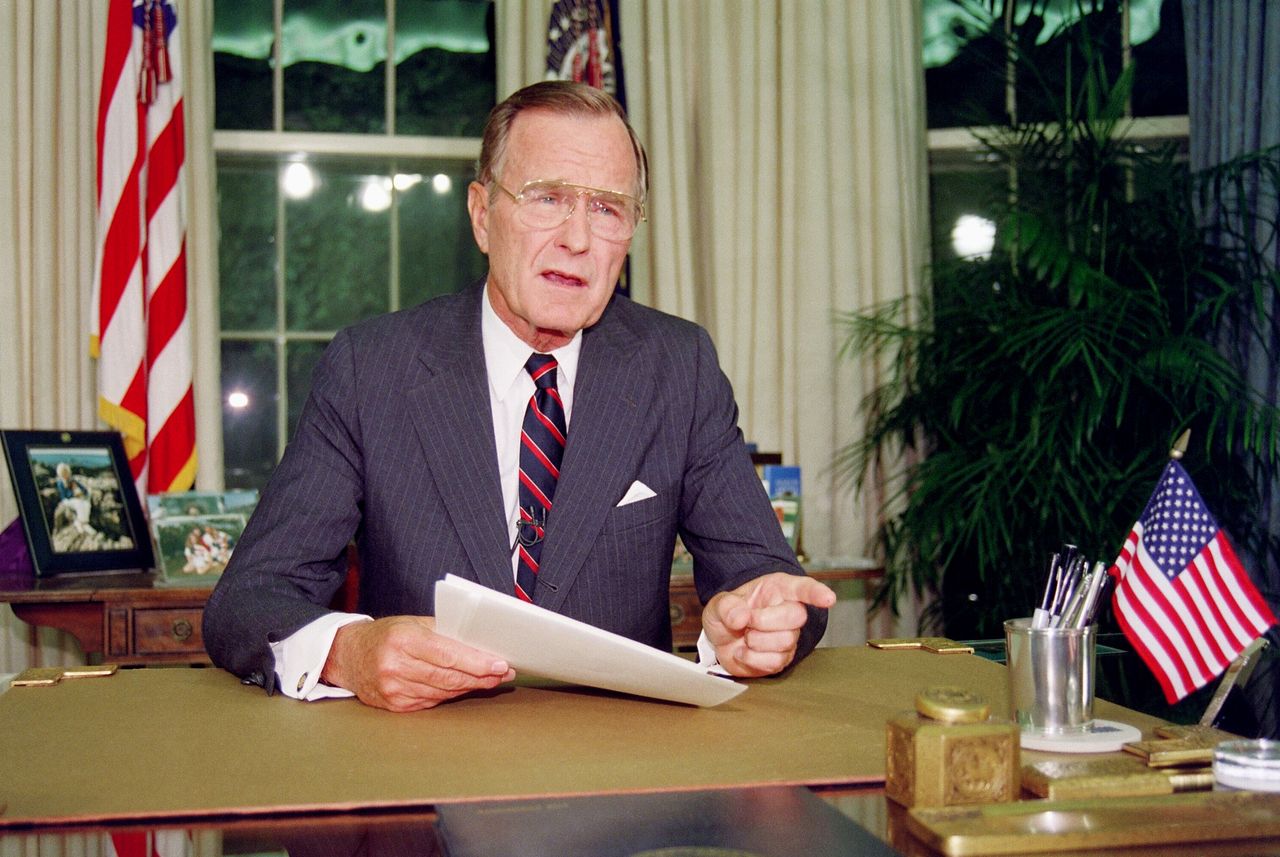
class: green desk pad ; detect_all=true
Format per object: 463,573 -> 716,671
0,646 -> 1164,827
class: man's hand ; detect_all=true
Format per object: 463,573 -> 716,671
320,615 -> 515,712
701,572 -> 837,677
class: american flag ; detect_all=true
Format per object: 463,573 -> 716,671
109,830 -> 192,857
1109,460 -> 1277,703
91,0 -> 196,493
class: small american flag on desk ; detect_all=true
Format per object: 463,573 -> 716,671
1109,460 -> 1277,703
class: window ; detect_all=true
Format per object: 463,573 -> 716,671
923,0 -> 1188,265
213,0 -> 494,488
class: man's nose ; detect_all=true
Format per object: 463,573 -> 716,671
557,198 -> 592,252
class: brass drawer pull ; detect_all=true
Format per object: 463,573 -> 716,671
171,618 -> 194,641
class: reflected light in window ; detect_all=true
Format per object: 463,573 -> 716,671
282,162 -> 316,199
227,391 -> 250,409
360,178 -> 392,212
431,173 -> 452,195
393,173 -> 423,191
951,213 -> 996,261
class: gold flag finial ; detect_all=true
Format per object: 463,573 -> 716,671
1170,428 -> 1191,460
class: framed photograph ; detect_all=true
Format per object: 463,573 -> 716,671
0,429 -> 155,576
150,513 -> 247,586
147,490 -> 225,520
147,489 -> 260,521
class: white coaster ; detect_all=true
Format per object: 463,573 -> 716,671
1019,718 -> 1142,753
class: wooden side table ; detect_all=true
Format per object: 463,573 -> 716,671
0,570 -> 212,666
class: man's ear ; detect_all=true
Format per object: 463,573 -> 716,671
467,181 -> 490,254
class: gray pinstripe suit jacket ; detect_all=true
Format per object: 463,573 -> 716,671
202,282 -> 826,693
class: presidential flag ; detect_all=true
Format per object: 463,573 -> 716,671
91,0 -> 196,493
545,0 -> 627,107
1109,460 -> 1277,703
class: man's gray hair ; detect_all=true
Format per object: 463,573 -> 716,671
476,80 -> 648,203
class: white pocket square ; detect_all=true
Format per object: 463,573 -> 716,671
616,480 -> 657,507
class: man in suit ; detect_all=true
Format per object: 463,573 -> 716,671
202,81 -> 835,712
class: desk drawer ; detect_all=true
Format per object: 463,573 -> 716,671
133,608 -> 206,655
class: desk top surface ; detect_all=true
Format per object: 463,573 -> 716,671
0,645 -> 1167,829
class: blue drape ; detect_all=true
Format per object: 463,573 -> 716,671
1184,0 -> 1280,737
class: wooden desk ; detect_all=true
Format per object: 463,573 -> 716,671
0,646 -> 1166,827
3,647 -> 1277,854
1,560 -> 879,663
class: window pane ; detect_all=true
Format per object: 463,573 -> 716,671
286,341 -> 328,441
283,0 -> 387,133
398,164 -> 487,307
923,0 -> 1007,129
1015,3 -> 1123,124
218,158 -> 278,331
222,341 -> 279,490
284,159 -> 391,331
213,0 -> 273,131
395,0 -> 495,136
929,155 -> 1007,266
1131,0 -> 1187,117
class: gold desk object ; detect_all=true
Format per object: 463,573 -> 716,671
8,665 -> 118,688
1155,724 -> 1238,742
1123,725 -> 1237,767
907,790 -> 1280,856
868,637 -> 976,654
886,688 -> 1019,809
1019,755 -> 1216,799
1022,756 -> 1171,799
9,667 -> 64,687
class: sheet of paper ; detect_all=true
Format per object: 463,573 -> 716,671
433,575 -> 746,708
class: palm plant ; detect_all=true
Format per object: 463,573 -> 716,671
840,12 -> 1280,641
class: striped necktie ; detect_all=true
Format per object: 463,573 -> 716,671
515,353 -> 567,602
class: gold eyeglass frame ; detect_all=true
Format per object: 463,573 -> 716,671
493,178 -> 647,238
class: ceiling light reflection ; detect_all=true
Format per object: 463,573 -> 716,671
951,213 -> 997,261
281,162 -> 316,199
360,178 -> 392,212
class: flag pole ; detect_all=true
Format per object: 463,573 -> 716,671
1169,428 -> 1190,461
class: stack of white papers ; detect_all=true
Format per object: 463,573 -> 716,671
434,575 -> 746,708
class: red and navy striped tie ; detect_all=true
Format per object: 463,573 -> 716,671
515,353 -> 567,602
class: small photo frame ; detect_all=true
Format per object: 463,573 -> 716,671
0,429 -> 154,576
147,491 -> 225,520
150,513 -> 247,586
146,489 -> 260,521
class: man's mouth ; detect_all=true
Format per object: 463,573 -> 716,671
542,269 -> 587,288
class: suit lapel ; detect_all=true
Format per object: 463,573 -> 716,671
537,301 -> 652,612
407,285 -> 513,595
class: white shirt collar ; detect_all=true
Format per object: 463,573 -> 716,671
481,280 -> 582,404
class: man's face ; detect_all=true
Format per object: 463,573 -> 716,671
467,109 -> 637,350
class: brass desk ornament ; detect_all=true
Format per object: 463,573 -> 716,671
885,686 -> 1020,809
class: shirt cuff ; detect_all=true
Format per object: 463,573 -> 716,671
269,612 -> 372,700
695,630 -> 730,677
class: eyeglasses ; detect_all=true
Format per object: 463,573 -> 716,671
494,179 -> 646,242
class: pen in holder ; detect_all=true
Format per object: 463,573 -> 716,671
1006,546 -> 1144,752
1004,617 -> 1096,735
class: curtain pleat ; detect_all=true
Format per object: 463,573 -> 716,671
623,1 -> 929,637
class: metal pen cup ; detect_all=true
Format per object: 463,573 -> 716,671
1003,617 -> 1097,734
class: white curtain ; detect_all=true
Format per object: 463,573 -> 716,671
0,1 -> 220,674
498,1 -> 928,637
